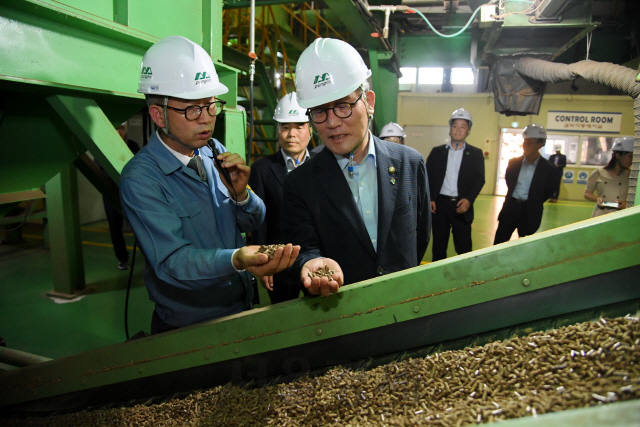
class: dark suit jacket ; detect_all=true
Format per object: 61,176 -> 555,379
426,142 -> 485,222
282,136 -> 431,287
248,149 -> 315,246
548,153 -> 567,169
500,155 -> 556,234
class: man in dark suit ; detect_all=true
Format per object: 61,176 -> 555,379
494,124 -> 556,244
426,108 -> 485,261
548,144 -> 567,202
282,37 -> 431,297
249,92 -> 315,303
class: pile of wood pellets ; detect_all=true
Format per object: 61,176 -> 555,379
256,244 -> 286,259
2,316 -> 638,427
308,265 -> 336,280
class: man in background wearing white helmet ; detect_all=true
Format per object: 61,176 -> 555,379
494,124 -> 556,245
584,136 -> 633,217
548,143 -> 567,202
282,38 -> 431,297
249,92 -> 315,303
120,36 -> 299,334
426,108 -> 485,261
379,122 -> 406,145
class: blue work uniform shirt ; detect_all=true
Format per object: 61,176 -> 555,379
120,131 -> 265,328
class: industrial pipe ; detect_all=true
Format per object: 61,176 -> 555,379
515,57 -> 640,208
0,346 -> 52,368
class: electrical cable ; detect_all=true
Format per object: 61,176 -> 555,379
124,239 -> 137,340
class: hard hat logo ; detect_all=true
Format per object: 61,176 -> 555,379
195,72 -> 210,80
314,73 -> 332,89
289,110 -> 298,114
141,67 -> 153,78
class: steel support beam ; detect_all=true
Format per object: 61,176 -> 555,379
369,48 -> 399,131
44,164 -> 86,297
47,95 -> 134,184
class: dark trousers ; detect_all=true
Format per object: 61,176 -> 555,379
103,198 -> 129,263
431,195 -> 472,261
267,271 -> 305,304
151,310 -> 179,335
493,197 -> 531,245
551,168 -> 563,199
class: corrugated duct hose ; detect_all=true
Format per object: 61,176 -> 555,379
515,57 -> 640,207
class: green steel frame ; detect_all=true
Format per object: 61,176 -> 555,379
1,207 -> 639,411
0,0 -> 244,295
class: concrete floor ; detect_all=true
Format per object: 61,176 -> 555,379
0,196 -> 595,361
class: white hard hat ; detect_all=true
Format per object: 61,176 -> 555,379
380,122 -> 406,138
449,108 -> 473,129
273,92 -> 308,123
295,38 -> 372,109
523,123 -> 547,139
612,136 -> 634,152
138,35 -> 228,99
554,143 -> 562,151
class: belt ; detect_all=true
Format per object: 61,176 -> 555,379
511,197 -> 527,204
438,195 -> 458,202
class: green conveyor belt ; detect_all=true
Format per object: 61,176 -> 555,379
1,207 -> 639,413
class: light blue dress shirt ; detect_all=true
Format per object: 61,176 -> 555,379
120,131 -> 265,327
334,133 -> 379,251
440,142 -> 466,197
512,155 -> 540,200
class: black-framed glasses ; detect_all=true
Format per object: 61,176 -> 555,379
306,92 -> 363,124
166,100 -> 226,121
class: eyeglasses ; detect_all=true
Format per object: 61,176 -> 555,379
166,100 -> 226,121
306,93 -> 363,124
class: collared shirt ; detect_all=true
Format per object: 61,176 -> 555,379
333,132 -> 379,251
512,155 -> 540,200
281,148 -> 310,173
440,141 -> 466,197
158,130 -> 250,207
120,131 -> 265,327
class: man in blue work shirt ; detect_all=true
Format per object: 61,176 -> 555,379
494,124 -> 556,244
120,36 -> 299,334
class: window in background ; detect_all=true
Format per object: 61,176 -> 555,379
399,67 -> 417,84
542,135 -> 579,164
451,68 -> 474,85
418,67 -> 444,85
581,136 -> 617,166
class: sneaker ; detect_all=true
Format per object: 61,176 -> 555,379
118,261 -> 129,270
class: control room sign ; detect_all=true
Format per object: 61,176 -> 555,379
546,111 -> 622,134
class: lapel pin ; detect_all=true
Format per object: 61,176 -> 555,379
388,166 -> 396,174
390,178 -> 396,185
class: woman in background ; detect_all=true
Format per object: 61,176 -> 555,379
584,136 -> 633,218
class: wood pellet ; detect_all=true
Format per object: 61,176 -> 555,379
2,316 -> 638,427
308,265 -> 335,280
256,244 -> 286,259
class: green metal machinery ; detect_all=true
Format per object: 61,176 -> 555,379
1,0 -> 639,423
0,0 -> 245,297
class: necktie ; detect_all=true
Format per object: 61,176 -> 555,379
187,154 -> 208,184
